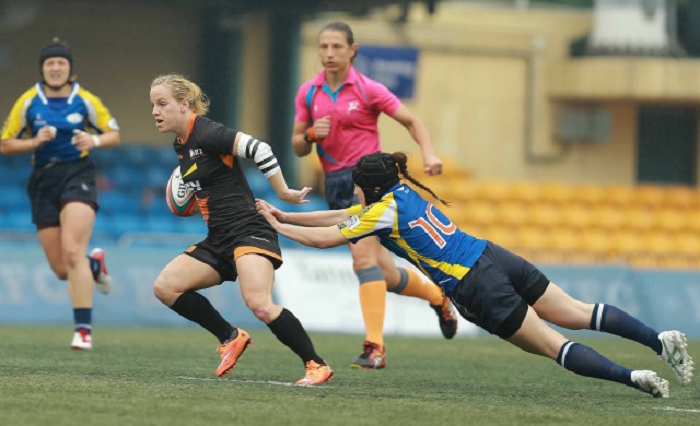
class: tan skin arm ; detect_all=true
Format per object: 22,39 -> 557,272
258,202 -> 349,249
1,127 -> 120,155
255,199 -> 350,226
232,132 -> 312,204
291,121 -> 314,157
388,104 -> 443,176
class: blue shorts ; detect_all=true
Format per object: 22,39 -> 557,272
324,168 -> 359,210
451,242 -> 550,339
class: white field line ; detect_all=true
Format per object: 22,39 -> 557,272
654,407 -> 700,414
176,376 -> 333,389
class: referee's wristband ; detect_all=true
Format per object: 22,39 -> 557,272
303,128 -> 317,144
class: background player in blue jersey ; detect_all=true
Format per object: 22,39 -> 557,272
1,39 -> 120,350
257,152 -> 694,398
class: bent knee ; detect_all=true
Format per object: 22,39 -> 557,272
153,271 -> 182,303
245,299 -> 274,322
62,248 -> 83,270
52,267 -> 68,281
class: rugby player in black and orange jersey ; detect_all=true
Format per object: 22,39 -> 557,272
149,73 -> 332,385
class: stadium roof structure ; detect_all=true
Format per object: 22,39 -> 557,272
130,0 -> 439,15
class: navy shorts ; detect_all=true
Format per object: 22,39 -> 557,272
184,223 -> 282,283
451,242 -> 550,339
324,167 -> 360,210
27,158 -> 99,227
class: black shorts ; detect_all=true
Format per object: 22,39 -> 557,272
451,242 -> 550,339
184,223 -> 283,283
324,168 -> 360,210
27,158 -> 99,226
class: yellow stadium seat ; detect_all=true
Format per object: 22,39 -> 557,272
549,228 -> 582,252
512,227 -> 551,252
674,233 -> 700,257
540,182 -> 577,205
531,204 -> 564,228
477,181 -> 514,204
574,185 -> 607,206
634,185 -> 668,209
653,208 -> 691,233
685,209 -> 700,233
641,231 -> 676,256
480,226 -> 518,250
579,229 -> 614,260
610,230 -> 645,259
664,186 -> 699,210
496,201 -> 533,227
592,206 -> 627,230
622,208 -> 655,231
560,205 -> 597,229
459,201 -> 497,228
509,181 -> 544,205
602,185 -> 637,207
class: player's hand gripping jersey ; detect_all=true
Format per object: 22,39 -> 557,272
1,83 -> 119,166
339,184 -> 487,297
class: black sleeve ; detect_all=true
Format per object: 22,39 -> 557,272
198,118 -> 238,155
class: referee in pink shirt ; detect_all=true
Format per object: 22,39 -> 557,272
291,21 -> 459,370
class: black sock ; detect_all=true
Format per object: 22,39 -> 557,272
591,303 -> 662,355
557,341 -> 634,387
267,308 -> 324,366
170,291 -> 235,344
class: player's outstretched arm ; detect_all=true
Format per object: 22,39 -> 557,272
255,199 -> 350,226
233,131 -> 312,204
266,172 -> 312,204
258,205 -> 347,248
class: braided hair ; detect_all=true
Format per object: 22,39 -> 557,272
352,152 -> 449,206
391,152 -> 450,206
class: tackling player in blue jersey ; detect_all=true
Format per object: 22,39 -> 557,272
257,151 -> 694,398
1,39 -> 120,350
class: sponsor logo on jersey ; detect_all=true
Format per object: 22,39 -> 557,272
338,215 -> 360,230
67,113 -> 84,124
189,148 -> 203,158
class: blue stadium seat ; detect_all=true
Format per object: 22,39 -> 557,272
98,192 -> 133,213
6,187 -> 28,210
6,211 -> 33,230
111,213 -> 148,236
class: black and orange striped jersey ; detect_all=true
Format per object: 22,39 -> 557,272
173,114 -> 273,245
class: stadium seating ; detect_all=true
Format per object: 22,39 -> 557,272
2,145 -> 700,268
0,144 -> 327,242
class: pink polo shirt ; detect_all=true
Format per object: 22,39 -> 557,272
294,66 -> 401,173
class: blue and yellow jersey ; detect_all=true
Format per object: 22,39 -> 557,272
340,184 -> 487,296
1,82 -> 119,167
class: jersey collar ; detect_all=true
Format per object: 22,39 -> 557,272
311,65 -> 359,87
35,82 -> 80,105
176,113 -> 197,145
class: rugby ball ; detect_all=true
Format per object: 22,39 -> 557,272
166,166 -> 199,216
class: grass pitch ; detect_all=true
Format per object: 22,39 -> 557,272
0,326 -> 698,426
